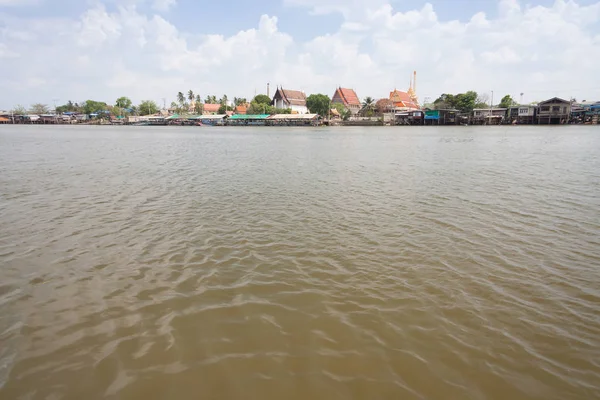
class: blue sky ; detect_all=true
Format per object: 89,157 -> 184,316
1,0 -> 599,109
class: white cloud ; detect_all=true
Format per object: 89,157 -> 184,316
0,0 -> 599,109
152,0 -> 176,12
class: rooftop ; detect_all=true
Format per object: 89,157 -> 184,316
333,87 -> 360,107
275,88 -> 307,106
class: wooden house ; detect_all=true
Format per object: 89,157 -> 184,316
271,87 -> 308,114
508,105 -> 537,124
537,97 -> 571,124
471,108 -> 508,125
331,87 -> 361,115
424,109 -> 459,125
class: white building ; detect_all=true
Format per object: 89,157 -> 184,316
271,87 -> 308,114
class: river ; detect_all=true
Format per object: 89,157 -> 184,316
1,125 -> 599,399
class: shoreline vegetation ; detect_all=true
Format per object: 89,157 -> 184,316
1,90 -> 599,126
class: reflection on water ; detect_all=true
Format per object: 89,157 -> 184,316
1,125 -> 599,399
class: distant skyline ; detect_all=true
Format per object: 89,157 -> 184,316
1,0 -> 599,109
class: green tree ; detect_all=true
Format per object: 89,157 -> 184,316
115,96 -> 132,109
177,92 -> 185,106
234,97 -> 247,106
434,91 -> 479,112
433,93 -> 455,109
30,103 -> 49,114
306,93 -> 331,116
138,100 -> 159,116
360,96 -> 376,116
454,91 -> 478,113
331,102 -> 345,114
219,95 -> 229,106
56,100 -> 81,113
195,94 -> 202,104
205,95 -> 217,104
194,102 -> 203,114
253,94 -> 271,105
188,90 -> 194,103
247,101 -> 268,114
362,96 -> 375,109
83,100 -> 108,115
330,102 -> 351,120
11,105 -> 26,115
218,104 -> 233,114
499,95 -> 517,108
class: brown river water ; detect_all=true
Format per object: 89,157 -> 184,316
1,125 -> 599,399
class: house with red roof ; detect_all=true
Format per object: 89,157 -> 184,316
332,87 -> 361,115
272,87 -> 308,114
234,104 -> 248,115
202,103 -> 221,115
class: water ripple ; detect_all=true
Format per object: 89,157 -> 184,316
1,125 -> 599,399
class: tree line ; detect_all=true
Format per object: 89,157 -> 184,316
431,91 -> 518,112
9,90 -> 523,118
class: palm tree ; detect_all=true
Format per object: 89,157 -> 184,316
188,90 -> 194,103
177,92 -> 185,106
361,96 -> 376,117
195,94 -> 201,104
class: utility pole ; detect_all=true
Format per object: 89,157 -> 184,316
491,90 -> 494,110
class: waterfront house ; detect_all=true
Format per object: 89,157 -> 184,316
331,87 -> 361,115
395,111 -> 424,125
197,114 -> 228,126
571,101 -> 600,124
508,105 -> 537,124
0,116 -> 10,124
537,97 -> 571,124
227,114 -> 270,126
472,108 -> 507,125
424,109 -> 459,125
389,89 -> 420,111
203,104 -> 221,115
266,114 -> 320,127
271,87 -> 308,114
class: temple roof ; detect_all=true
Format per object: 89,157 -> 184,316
275,88 -> 307,106
333,87 -> 361,107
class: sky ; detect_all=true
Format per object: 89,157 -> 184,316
0,0 -> 599,109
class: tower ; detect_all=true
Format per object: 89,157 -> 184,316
407,70 -> 418,105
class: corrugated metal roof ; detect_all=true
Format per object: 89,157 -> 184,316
267,114 -> 319,120
196,114 -> 228,120
229,114 -> 270,120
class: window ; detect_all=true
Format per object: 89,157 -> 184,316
563,107 -> 567,113
541,106 -> 550,112
552,106 -> 560,112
